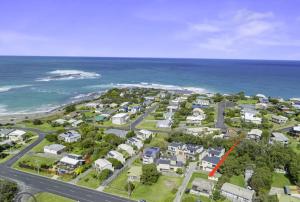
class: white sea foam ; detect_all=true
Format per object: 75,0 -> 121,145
0,104 -> 8,114
86,82 -> 208,93
115,82 -> 209,94
36,69 -> 101,82
0,85 -> 32,93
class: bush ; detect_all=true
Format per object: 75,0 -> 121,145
140,164 -> 160,185
45,134 -> 58,142
33,119 -> 43,125
65,104 -> 76,113
124,181 -> 135,195
0,179 -> 18,202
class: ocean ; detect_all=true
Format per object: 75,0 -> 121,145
0,56 -> 300,115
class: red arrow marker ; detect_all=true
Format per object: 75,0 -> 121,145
208,140 -> 240,177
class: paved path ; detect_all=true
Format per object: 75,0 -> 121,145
173,162 -> 197,202
215,101 -> 235,133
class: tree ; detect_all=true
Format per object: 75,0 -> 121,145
45,134 -> 58,142
33,119 -> 43,125
65,104 -> 76,113
0,179 -> 18,202
176,168 -> 183,175
107,158 -> 123,169
98,169 -> 112,181
249,167 -> 272,193
126,131 -> 135,138
140,164 -> 160,185
124,181 -> 135,196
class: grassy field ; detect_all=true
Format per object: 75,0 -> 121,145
182,195 -> 211,202
29,192 -> 74,202
278,194 -> 300,202
31,139 -> 52,153
77,170 -> 102,189
237,99 -> 258,104
288,136 -> 300,154
0,136 -> 38,163
20,122 -> 64,132
105,169 -> 183,202
272,173 -> 292,188
229,175 -> 245,187
136,120 -> 157,130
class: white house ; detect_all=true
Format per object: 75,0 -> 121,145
58,131 -> 81,143
94,158 -> 114,172
247,129 -> 262,141
126,137 -> 144,149
118,144 -> 135,156
107,150 -> 125,164
193,108 -> 205,117
186,115 -> 205,125
271,115 -> 288,124
137,129 -> 153,141
186,127 -> 220,136
44,144 -> 65,155
112,113 -> 129,125
53,119 -> 67,125
156,157 -> 184,172
59,154 -> 85,169
221,183 -> 255,202
143,147 -> 160,164
8,130 -> 26,142
270,132 -> 289,145
156,119 -> 172,128
201,147 -> 225,172
71,120 -> 83,127
167,105 -> 179,113
243,112 -> 262,124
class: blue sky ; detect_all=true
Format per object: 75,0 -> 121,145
0,0 -> 300,60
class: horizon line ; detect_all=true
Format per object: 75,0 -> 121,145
0,54 -> 299,62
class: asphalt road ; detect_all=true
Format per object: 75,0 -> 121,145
0,165 -> 133,202
215,101 -> 235,132
0,128 -> 134,202
130,103 -> 158,130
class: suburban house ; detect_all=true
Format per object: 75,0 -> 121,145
129,106 -> 141,114
0,129 -> 14,139
71,120 -> 84,127
192,99 -> 210,109
126,137 -> 144,149
185,127 -> 220,136
269,132 -> 289,145
167,105 -> 179,113
221,183 -> 255,202
186,115 -> 205,125
107,150 -> 125,164
167,142 -> 204,163
271,115 -> 288,124
127,166 -> 142,182
94,158 -> 114,172
201,147 -> 225,172
190,178 -> 215,197
58,154 -> 85,173
44,144 -> 66,155
289,125 -> 300,137
118,144 -> 135,156
243,112 -> 262,124
58,131 -> 81,143
104,129 -> 128,139
53,119 -> 67,125
136,129 -> 153,141
143,147 -> 160,164
156,156 -> 184,172
247,129 -> 262,141
156,119 -> 172,128
112,113 -> 129,125
8,130 -> 26,142
192,108 -> 205,116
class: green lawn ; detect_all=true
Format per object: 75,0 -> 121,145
182,195 -> 211,202
77,170 -> 102,189
136,120 -> 158,130
20,122 -> 63,132
278,194 -> 300,202
272,173 -> 292,188
237,99 -> 258,104
29,192 -> 74,202
186,172 -> 209,189
0,136 -> 38,163
105,169 -> 183,202
229,175 -> 245,187
31,139 -> 52,153
288,136 -> 300,154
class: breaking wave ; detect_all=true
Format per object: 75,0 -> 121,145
0,85 -> 32,93
36,69 -> 101,82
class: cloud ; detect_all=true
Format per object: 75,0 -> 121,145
189,23 -> 221,33
180,9 -> 300,54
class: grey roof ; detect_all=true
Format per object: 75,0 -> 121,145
221,183 -> 255,200
45,144 -> 66,152
156,158 -> 184,167
208,147 -> 223,156
105,129 -> 128,138
0,129 -> 14,136
271,132 -> 289,142
192,178 -> 214,191
59,131 -> 81,139
203,155 -> 220,164
169,142 -> 183,148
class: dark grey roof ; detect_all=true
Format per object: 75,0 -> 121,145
203,155 -> 220,164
